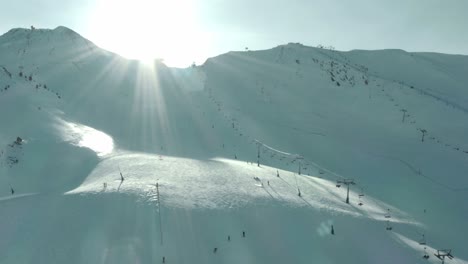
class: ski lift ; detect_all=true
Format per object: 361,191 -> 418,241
419,234 -> 426,245
386,220 -> 393,231
384,209 -> 391,218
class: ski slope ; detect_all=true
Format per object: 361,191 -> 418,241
1,27 -> 468,264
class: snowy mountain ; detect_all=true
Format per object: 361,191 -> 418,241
1,27 -> 467,264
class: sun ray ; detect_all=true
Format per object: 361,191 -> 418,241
86,0 -> 210,67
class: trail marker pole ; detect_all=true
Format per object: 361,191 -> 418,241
256,142 -> 261,167
156,182 -> 164,245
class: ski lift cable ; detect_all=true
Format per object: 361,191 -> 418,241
253,139 -> 345,181
376,155 -> 468,192
253,139 -> 297,157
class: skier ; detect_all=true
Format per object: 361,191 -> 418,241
267,181 -> 270,186
163,256 -> 165,263
228,235 -> 231,241
386,220 -> 392,230
234,154 -> 237,159
10,187 -> 14,195
423,247 -> 429,259
213,247 -> 217,253
242,231 -> 245,237
331,225 -> 335,235
277,170 -> 279,177
298,189 -> 301,197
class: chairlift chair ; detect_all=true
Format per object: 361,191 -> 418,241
358,188 -> 364,198
419,234 -> 426,245
336,181 -> 341,188
384,209 -> 391,218
386,221 -> 393,231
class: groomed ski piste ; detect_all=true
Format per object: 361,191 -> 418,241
1,26 -> 467,264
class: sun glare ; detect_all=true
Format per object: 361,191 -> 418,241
87,0 -> 211,67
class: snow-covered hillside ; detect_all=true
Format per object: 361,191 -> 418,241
1,27 -> 467,264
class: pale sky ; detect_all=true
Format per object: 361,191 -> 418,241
1,0 -> 467,67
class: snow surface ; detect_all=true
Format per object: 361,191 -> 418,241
1,28 -> 468,263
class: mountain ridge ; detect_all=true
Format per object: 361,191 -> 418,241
1,25 -> 467,264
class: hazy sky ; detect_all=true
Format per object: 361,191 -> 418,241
1,0 -> 467,66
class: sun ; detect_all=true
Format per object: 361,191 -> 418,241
87,0 -> 210,67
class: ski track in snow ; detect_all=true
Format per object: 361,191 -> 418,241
66,152 -> 418,227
